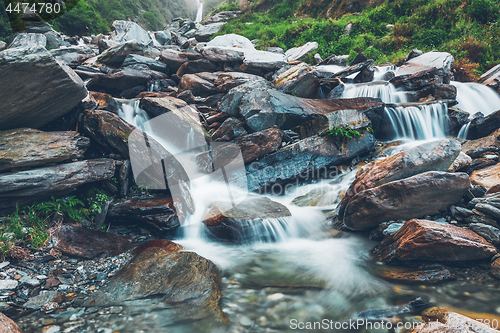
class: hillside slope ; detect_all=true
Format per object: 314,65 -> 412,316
215,0 -> 500,77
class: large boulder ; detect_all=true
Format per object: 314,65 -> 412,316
468,110 -> 500,140
344,171 -> 471,230
98,40 -> 160,66
87,240 -> 224,321
202,46 -> 245,62
203,196 -> 291,241
53,225 -> 134,259
111,20 -> 151,44
395,51 -> 454,79
8,33 -> 46,48
219,80 -> 272,117
243,49 -> 286,70
194,22 -> 226,42
235,87 -> 384,134
338,139 -> 461,218
122,54 -> 168,73
0,46 -> 87,130
178,72 -> 217,96
244,132 -> 377,193
0,128 -> 90,172
371,219 -> 497,263
108,197 -> 180,232
206,34 -> 255,49
49,46 -> 97,67
0,313 -> 22,333
0,159 -> 115,211
284,42 -> 318,62
176,59 -> 217,76
159,49 -> 202,72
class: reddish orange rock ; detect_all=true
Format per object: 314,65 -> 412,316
471,163 -> 500,189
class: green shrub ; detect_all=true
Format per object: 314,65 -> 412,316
468,0 -> 499,24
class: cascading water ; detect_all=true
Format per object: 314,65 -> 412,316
451,81 -> 500,116
195,0 -> 203,23
384,102 -> 449,140
458,121 -> 471,140
341,81 -> 408,103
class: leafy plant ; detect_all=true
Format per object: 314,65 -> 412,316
87,190 -> 112,214
35,196 -> 88,221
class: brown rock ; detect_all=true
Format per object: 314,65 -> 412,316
88,240 -> 224,321
390,68 -> 443,90
273,63 -> 320,98
339,139 -> 461,219
159,49 -> 202,72
462,128 -> 500,153
376,264 -> 455,283
88,91 -> 115,110
214,72 -> 264,93
210,117 -> 247,141
108,196 -> 180,231
344,171 -> 470,230
0,128 -> 90,172
178,73 -> 217,97
53,225 -> 134,259
176,59 -> 217,76
371,219 -> 497,263
203,196 -> 291,241
0,313 -> 23,333
468,110 -> 500,140
408,307 -> 499,333
471,163 -> 500,189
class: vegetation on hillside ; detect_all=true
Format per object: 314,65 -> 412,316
215,0 -> 500,76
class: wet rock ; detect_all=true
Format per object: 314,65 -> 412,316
202,45 -> 245,62
87,68 -> 166,96
339,139 -> 461,217
176,90 -> 195,104
468,223 -> 500,245
98,40 -> 159,66
155,30 -> 171,45
479,63 -> 500,93
475,203 -> 500,219
0,128 -> 89,172
391,68 -> 444,91
471,163 -> 500,189
0,159 -> 115,211
409,307 -> 499,333
462,128 -> 500,153
194,22 -> 226,42
399,49 -> 424,65
211,117 -> 247,141
214,72 -> 264,93
376,264 -> 455,283
468,110 -> 500,140
284,42 -> 318,62
218,80 -> 271,117
344,172 -> 470,230
447,107 -> 470,135
178,72 -> 217,97
448,151 -> 473,172
122,54 -> 168,73
395,51 -> 454,79
49,46 -> 97,67
0,46 -> 87,131
159,49 -> 202,72
237,87 -> 383,133
273,63 -> 320,98
53,225 -> 133,259
108,197 -> 180,231
88,240 -> 224,321
176,59 -> 217,76
318,54 -> 348,66
8,33 -> 47,48
244,132 -> 376,193
0,313 -> 22,333
203,196 -> 291,241
111,21 -> 151,44
371,219 -> 496,263
24,290 -> 60,309
318,60 -> 374,79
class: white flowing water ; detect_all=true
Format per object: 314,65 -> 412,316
451,81 -> 500,116
384,102 -> 449,140
195,0 -> 203,23
341,81 -> 408,103
458,121 -> 471,140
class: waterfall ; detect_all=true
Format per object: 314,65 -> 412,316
195,0 -> 203,23
372,65 -> 396,81
451,81 -> 500,116
341,81 -> 407,103
384,102 -> 449,140
458,122 -> 471,140
116,99 -> 327,243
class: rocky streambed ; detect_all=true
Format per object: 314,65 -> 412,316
1,11 -> 500,333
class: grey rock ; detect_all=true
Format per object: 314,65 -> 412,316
206,34 -> 255,50
19,276 -> 40,286
0,41 -> 6,51
284,41 -> 318,62
0,280 -> 18,290
475,203 -> 500,220
219,80 -> 272,117
25,21 -> 53,34
383,223 -> 404,236
313,53 -> 322,64
122,54 -> 168,73
49,46 -> 97,66
155,30 -> 171,45
98,40 -> 160,66
273,63 -> 319,98
111,20 -> 151,44
0,159 -> 115,211
469,223 -> 500,245
202,46 -> 244,62
0,46 -> 87,130
265,47 -> 285,54
8,33 -> 46,48
396,51 -> 454,78
203,11 -> 241,24
194,22 -> 226,42
44,31 -> 61,49
243,49 -> 286,70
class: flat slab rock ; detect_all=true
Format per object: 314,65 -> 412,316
408,307 -> 499,333
0,46 -> 87,130
53,225 -> 134,259
471,163 -> 500,189
0,128 -> 90,172
375,264 -> 455,283
343,171 -> 470,230
87,239 -> 224,321
0,159 -> 115,211
371,219 -> 497,263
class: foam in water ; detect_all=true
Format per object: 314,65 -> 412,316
341,81 -> 408,103
451,81 -> 500,116
384,102 -> 449,140
372,65 -> 396,81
